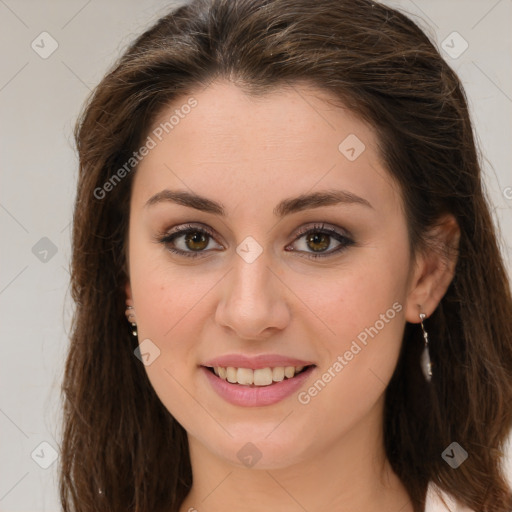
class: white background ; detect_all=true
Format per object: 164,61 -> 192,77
0,1 -> 511,510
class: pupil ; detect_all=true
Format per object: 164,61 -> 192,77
308,233 -> 329,252
186,231 -> 208,251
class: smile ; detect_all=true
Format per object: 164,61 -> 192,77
201,364 -> 316,407
207,365 -> 311,386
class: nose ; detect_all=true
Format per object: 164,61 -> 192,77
214,249 -> 291,340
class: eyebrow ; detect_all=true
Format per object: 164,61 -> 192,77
144,188 -> 373,217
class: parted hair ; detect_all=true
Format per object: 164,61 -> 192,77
60,0 -> 512,511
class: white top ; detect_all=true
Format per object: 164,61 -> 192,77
425,483 -> 474,512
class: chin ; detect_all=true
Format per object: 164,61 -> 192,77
200,426 -> 318,470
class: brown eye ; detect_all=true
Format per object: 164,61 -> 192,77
159,224 -> 222,258
305,232 -> 331,252
287,223 -> 355,259
184,231 -> 209,251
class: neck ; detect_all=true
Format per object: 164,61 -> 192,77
178,399 -> 414,512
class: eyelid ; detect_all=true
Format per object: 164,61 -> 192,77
163,222 -> 217,239
292,222 -> 353,240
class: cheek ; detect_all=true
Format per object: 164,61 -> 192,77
127,235 -> 206,392
297,240 -> 410,409
129,231 -> 213,339
128,247 -> 214,427
304,251 -> 409,354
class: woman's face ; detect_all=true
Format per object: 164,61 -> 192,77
126,80 -> 423,469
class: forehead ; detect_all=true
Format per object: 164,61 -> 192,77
148,80 -> 375,160
133,80 -> 401,218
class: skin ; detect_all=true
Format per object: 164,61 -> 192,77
125,79 -> 459,512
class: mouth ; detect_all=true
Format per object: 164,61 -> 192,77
199,353 -> 317,406
202,364 -> 316,387
201,363 -> 317,407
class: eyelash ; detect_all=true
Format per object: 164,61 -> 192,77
157,222 -> 354,260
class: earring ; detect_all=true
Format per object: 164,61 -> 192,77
125,305 -> 138,337
419,312 -> 432,382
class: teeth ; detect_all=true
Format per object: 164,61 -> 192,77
253,368 -> 273,386
226,367 -> 237,383
272,366 -> 285,382
212,365 -> 308,386
284,366 -> 295,378
237,368 -> 253,385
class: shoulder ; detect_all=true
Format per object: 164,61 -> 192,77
425,483 -> 475,512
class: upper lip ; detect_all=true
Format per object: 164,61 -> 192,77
202,354 -> 316,370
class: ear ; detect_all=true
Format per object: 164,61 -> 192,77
404,214 -> 460,322
125,281 -> 134,307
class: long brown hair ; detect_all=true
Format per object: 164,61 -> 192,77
60,0 -> 512,510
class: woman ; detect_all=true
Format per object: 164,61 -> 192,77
59,0 -> 512,511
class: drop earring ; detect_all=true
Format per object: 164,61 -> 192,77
125,305 -> 138,337
419,312 -> 432,382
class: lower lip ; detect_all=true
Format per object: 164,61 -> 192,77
201,365 -> 316,407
